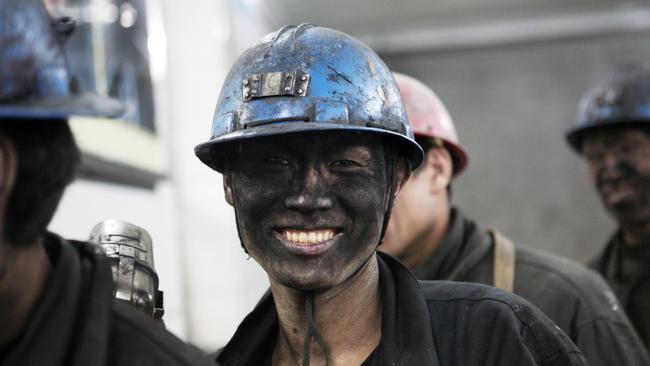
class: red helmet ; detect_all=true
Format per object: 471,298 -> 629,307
394,72 -> 469,177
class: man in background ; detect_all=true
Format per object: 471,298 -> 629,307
381,72 -> 649,365
0,0 -> 210,364
566,65 -> 650,352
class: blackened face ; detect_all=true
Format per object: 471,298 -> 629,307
224,131 -> 391,291
582,128 -> 650,226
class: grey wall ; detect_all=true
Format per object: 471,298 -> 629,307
382,33 -> 650,263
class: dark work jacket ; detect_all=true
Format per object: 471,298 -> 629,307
216,252 -> 586,366
591,230 -> 650,353
412,208 -> 649,366
0,233 -> 211,366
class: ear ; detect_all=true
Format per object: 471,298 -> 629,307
0,136 -> 17,224
425,147 -> 453,195
391,157 -> 412,198
222,174 -> 234,206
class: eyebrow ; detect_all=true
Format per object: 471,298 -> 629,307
330,145 -> 373,159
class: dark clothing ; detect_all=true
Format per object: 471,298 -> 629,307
0,233 -> 210,366
591,231 -> 650,352
412,208 -> 649,366
216,252 -> 586,366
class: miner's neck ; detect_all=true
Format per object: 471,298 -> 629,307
270,254 -> 382,366
401,198 -> 450,270
0,237 -> 51,352
621,219 -> 650,248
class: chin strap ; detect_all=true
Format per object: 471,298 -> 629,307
227,174 -> 250,255
302,291 -> 331,366
377,142 -> 398,246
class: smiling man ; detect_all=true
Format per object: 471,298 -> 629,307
567,66 -> 650,352
197,24 -> 586,365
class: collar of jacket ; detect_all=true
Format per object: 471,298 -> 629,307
217,252 -> 440,366
593,230 -> 650,288
412,207 -> 485,280
1,233 -> 115,366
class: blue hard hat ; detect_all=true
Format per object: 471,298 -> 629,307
195,24 -> 423,172
0,0 -> 124,121
567,65 -> 650,152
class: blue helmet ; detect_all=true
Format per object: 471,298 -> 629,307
0,0 -> 123,120
567,65 -> 650,152
195,24 -> 423,172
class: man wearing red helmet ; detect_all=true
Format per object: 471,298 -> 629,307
382,72 -> 649,366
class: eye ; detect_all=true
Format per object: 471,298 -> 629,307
257,156 -> 293,172
585,152 -> 603,165
266,157 -> 291,165
617,142 -> 640,156
263,156 -> 291,169
330,159 -> 363,168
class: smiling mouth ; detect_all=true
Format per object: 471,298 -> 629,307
602,182 -> 636,203
280,229 -> 337,245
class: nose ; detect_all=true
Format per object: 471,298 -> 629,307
596,151 -> 631,183
284,166 -> 333,213
601,152 -> 620,171
598,151 -> 629,179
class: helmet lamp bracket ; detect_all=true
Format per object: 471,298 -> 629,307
243,71 -> 310,101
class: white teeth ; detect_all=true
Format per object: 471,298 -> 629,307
282,229 -> 336,244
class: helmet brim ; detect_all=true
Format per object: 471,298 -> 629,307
195,121 -> 424,173
566,119 -> 650,153
414,132 -> 469,178
0,93 -> 125,121
443,141 -> 469,177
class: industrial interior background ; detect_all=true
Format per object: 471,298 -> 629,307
46,0 -> 650,351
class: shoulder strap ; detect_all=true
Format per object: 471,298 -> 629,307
490,230 -> 516,292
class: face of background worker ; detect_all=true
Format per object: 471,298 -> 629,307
582,127 -> 650,228
381,146 -> 452,259
224,131 -> 408,291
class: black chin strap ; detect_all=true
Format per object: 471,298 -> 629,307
302,291 -> 331,366
378,143 -> 398,246
228,174 -> 250,255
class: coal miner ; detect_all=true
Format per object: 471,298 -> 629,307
0,1 -> 210,365
381,72 -> 650,366
196,24 -> 586,365
567,65 -> 650,352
